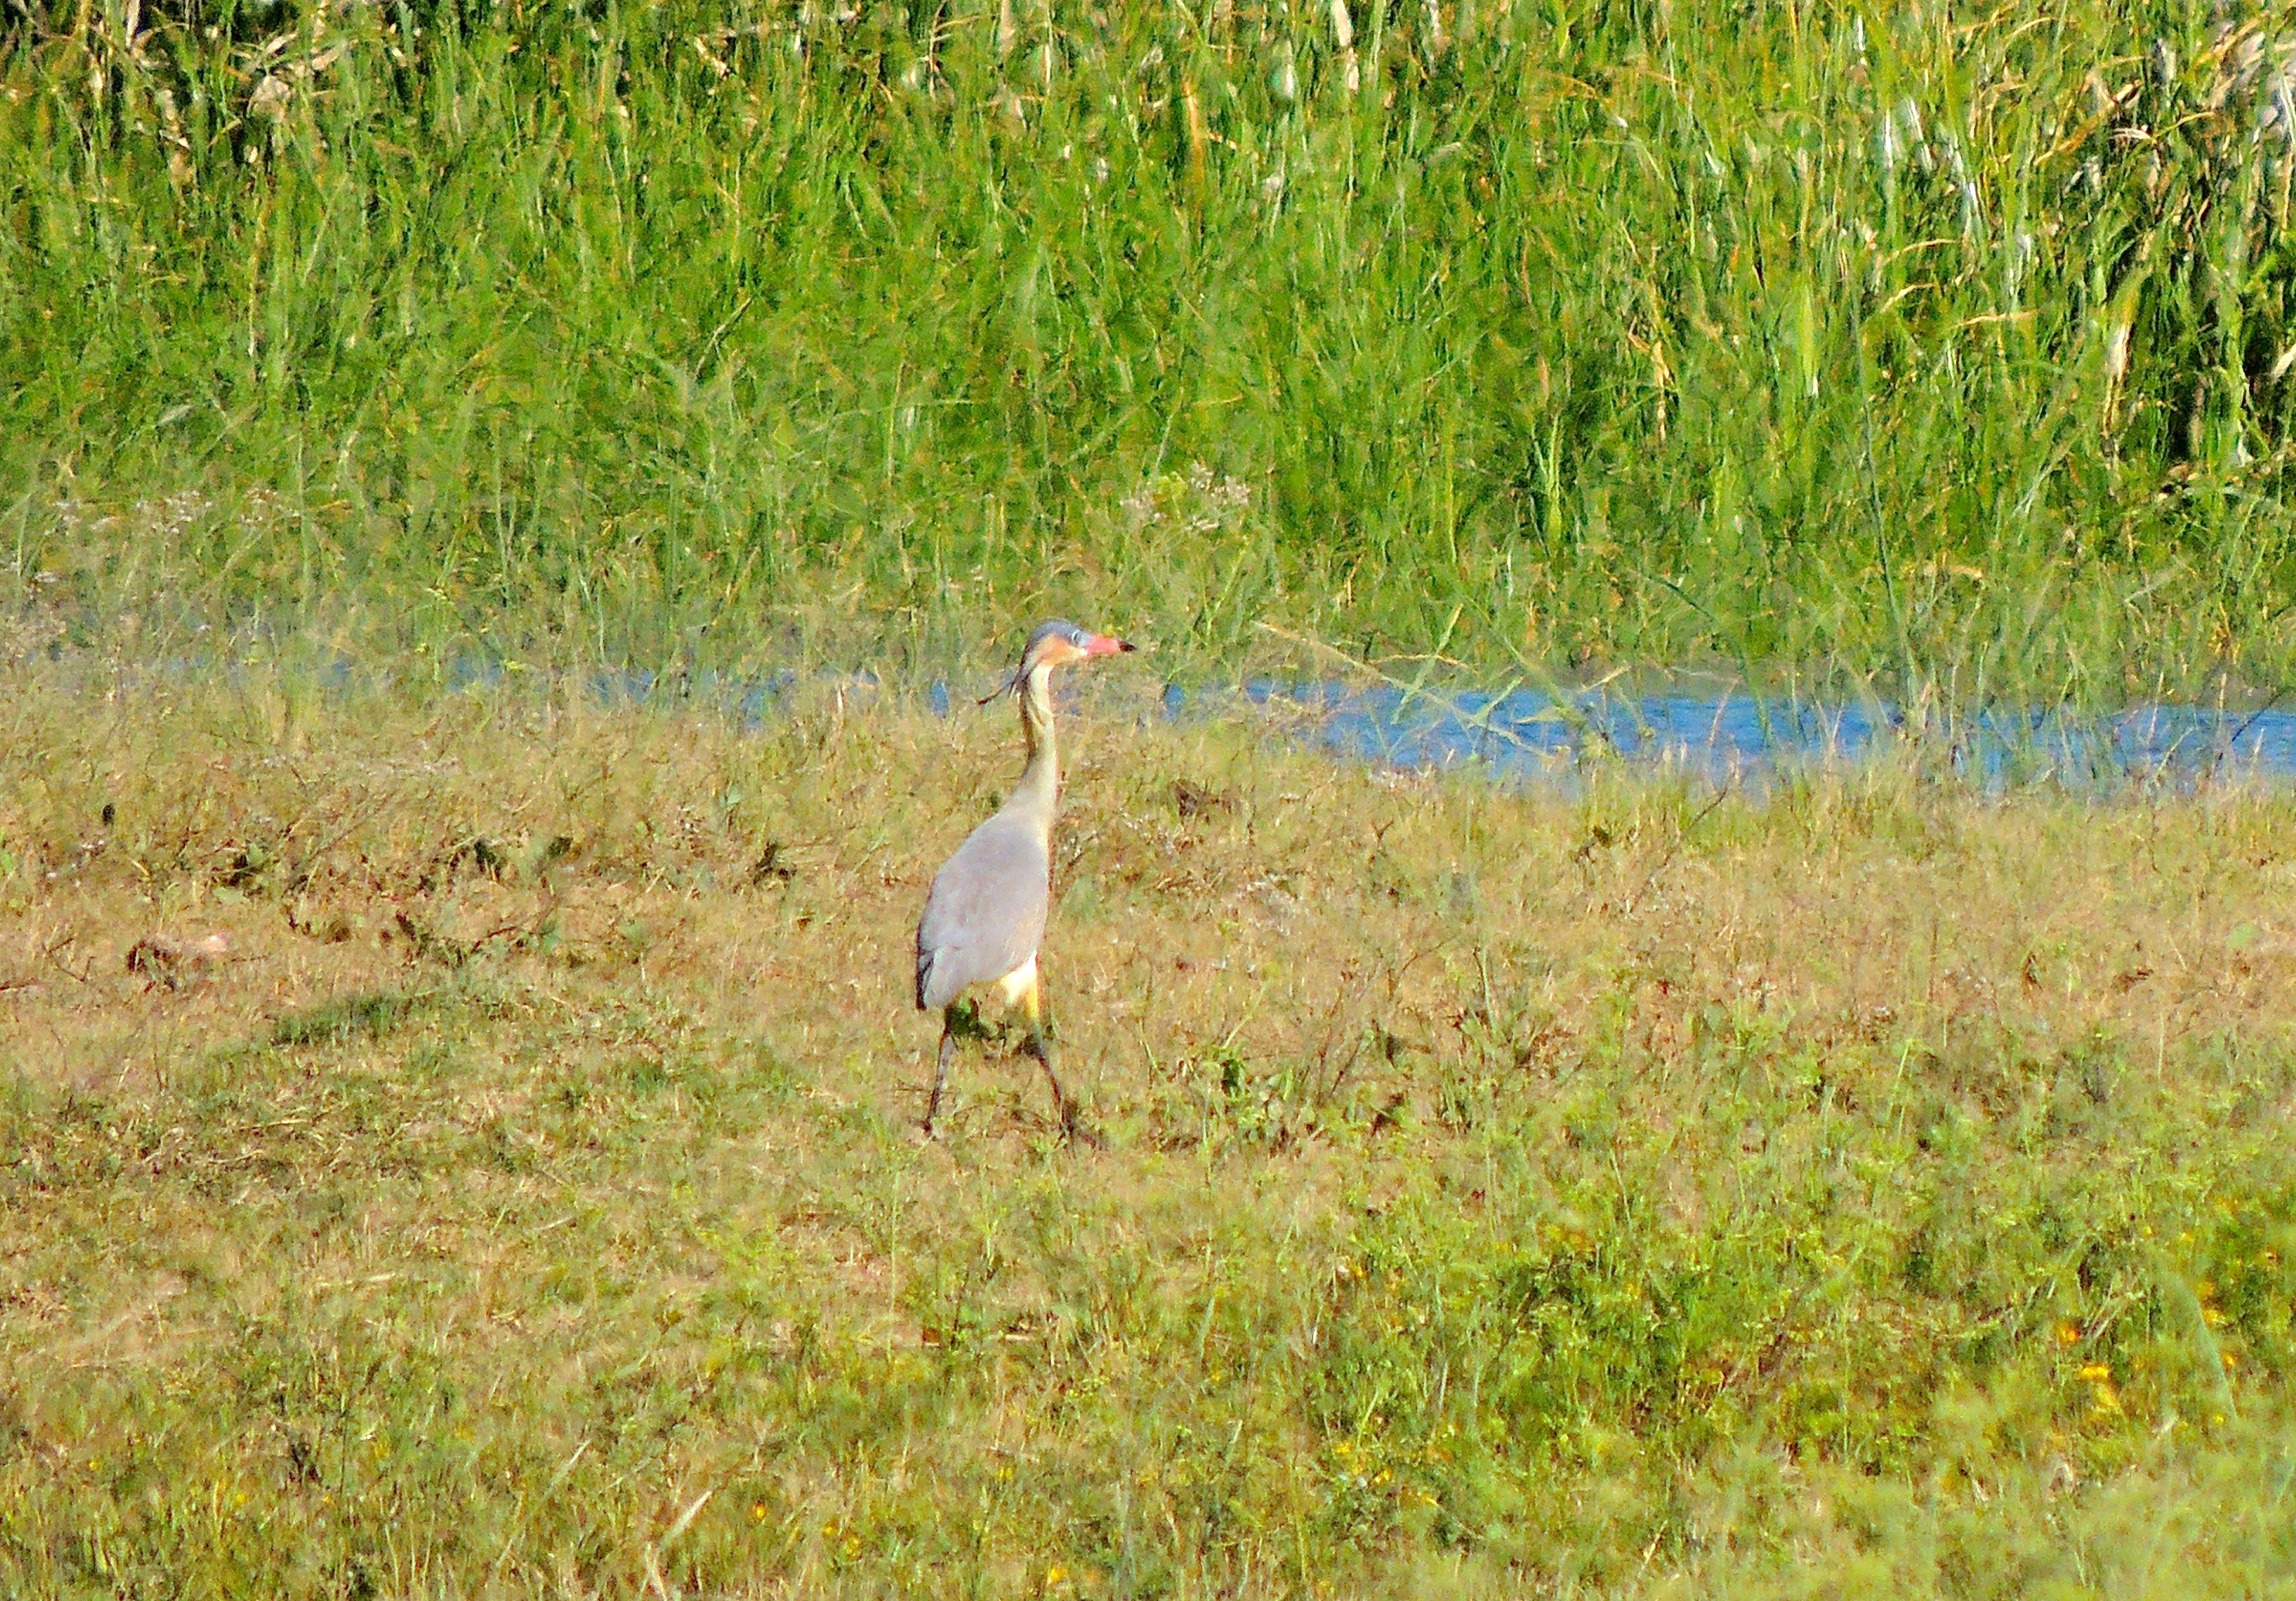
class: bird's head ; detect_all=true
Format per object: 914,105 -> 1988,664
985,619 -> 1136,702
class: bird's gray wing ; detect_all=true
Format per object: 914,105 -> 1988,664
915,815 -> 1050,1010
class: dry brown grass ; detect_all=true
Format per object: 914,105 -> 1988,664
1,667 -> 2292,1596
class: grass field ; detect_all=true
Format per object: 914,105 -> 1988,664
9,0 -> 2296,1589
9,0 -> 2296,697
2,660 -> 2292,1596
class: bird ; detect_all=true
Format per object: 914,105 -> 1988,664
915,619 -> 1135,1138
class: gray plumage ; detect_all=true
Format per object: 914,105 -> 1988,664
915,814 -> 1048,1010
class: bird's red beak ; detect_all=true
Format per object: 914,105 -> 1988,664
1084,634 -> 1135,657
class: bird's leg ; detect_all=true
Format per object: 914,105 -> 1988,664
1024,974 -> 1102,1134
924,1012 -> 958,1135
1021,980 -> 1089,1143
1028,1021 -> 1070,1134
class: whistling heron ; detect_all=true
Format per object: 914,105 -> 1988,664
915,619 -> 1135,1137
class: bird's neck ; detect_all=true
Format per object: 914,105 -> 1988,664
1011,662 -> 1060,824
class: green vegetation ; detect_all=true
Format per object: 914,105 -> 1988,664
7,0 -> 2296,696
2,669 -> 2292,1593
9,2 -> 2296,1588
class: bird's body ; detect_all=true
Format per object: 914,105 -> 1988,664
914,619 -> 1133,1137
915,810 -> 1048,1013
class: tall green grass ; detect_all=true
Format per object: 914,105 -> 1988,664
5,0 -> 2296,699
